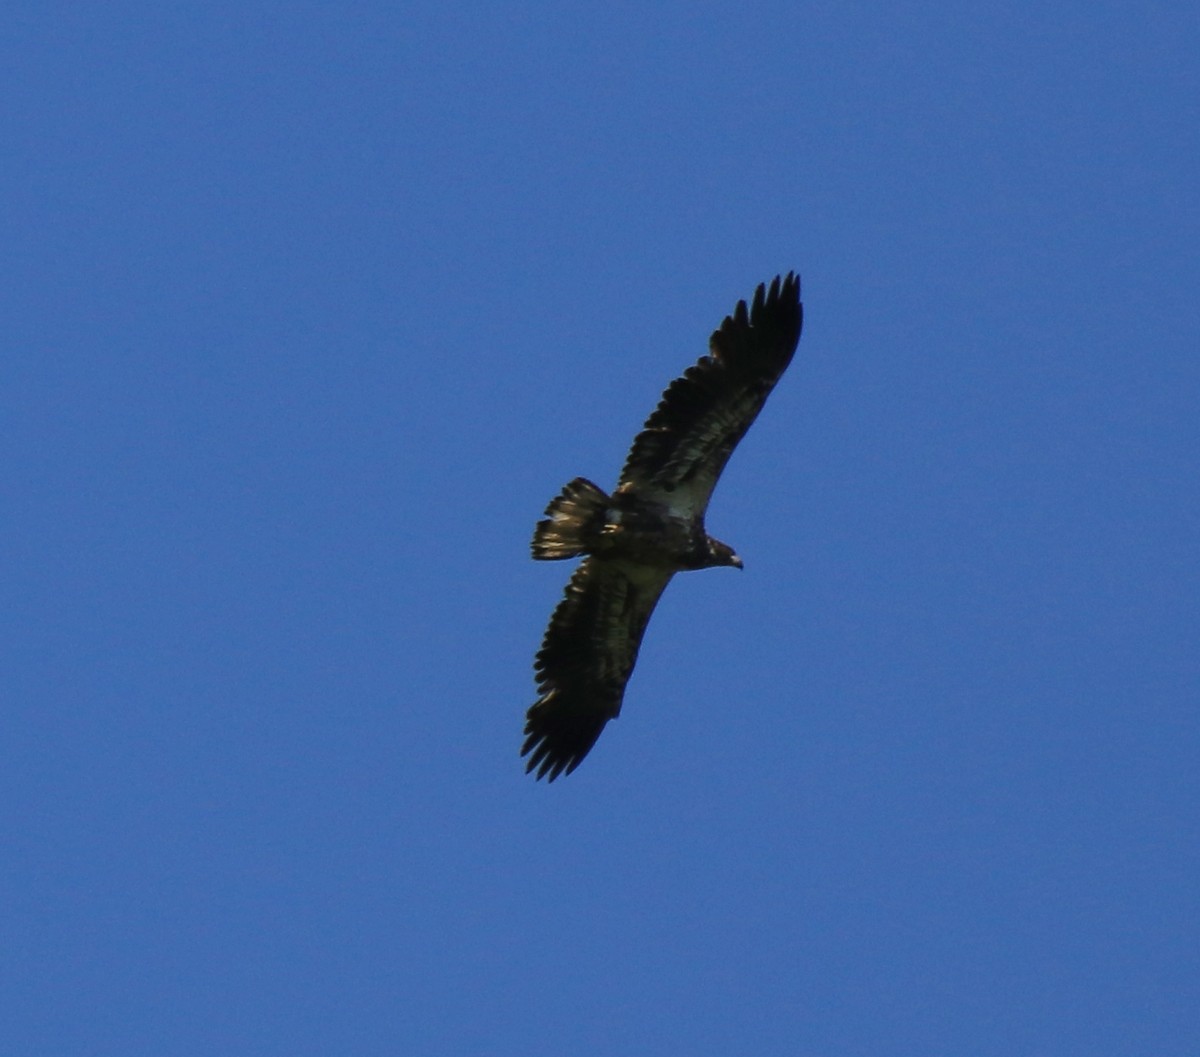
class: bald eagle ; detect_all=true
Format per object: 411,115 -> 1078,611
522,274 -> 803,780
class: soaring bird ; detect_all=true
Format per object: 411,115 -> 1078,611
523,274 -> 803,780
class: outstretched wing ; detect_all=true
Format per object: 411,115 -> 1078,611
617,272 -> 803,518
522,558 -> 674,781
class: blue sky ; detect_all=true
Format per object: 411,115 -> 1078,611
3,2 -> 1198,1054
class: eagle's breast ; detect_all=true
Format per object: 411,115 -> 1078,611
598,494 -> 700,569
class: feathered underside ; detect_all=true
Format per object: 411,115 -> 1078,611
522,559 -> 673,781
617,272 -> 803,518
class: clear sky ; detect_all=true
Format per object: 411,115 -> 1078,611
4,2 -> 1198,1054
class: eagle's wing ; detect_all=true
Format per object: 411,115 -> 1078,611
617,273 -> 802,518
522,558 -> 674,781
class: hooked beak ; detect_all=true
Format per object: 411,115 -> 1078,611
731,554 -> 744,570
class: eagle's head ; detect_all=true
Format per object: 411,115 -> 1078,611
704,537 -> 744,570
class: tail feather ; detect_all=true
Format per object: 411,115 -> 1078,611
531,478 -> 610,560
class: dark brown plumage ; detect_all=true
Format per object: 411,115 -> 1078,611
522,274 -> 803,780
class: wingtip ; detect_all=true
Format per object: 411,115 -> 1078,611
521,718 -> 590,782
521,740 -> 577,782
738,271 -> 802,322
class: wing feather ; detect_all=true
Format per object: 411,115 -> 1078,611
617,272 -> 803,517
522,558 -> 674,781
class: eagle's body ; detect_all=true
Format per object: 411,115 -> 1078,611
522,274 -> 803,780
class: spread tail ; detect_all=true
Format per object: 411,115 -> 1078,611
531,477 -> 610,560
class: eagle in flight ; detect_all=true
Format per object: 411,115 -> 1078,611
522,273 -> 804,780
